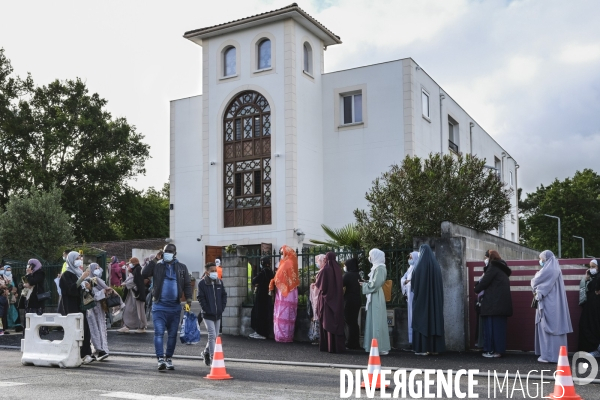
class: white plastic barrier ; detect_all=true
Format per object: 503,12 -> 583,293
21,313 -> 84,368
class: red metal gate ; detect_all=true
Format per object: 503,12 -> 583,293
466,258 -> 589,351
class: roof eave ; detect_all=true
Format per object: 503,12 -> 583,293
183,8 -> 341,47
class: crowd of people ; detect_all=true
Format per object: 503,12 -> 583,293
1,243 -> 598,371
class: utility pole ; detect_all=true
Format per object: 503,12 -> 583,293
544,214 -> 561,258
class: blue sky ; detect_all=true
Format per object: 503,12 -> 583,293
1,0 -> 598,195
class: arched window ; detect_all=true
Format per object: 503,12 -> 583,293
303,42 -> 312,74
223,91 -> 272,227
224,46 -> 236,77
257,39 -> 271,70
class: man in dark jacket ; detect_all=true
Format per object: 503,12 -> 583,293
197,262 -> 227,366
142,244 -> 192,372
474,250 -> 513,358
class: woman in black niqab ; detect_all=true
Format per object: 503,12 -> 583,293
250,256 -> 275,339
411,244 -> 446,355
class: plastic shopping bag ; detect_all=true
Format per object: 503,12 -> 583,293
179,310 -> 201,345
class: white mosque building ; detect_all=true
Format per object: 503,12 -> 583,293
169,3 -> 519,271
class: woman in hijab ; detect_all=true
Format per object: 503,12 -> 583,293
308,254 -> 326,344
59,251 -> 94,364
250,256 -> 275,340
411,244 -> 446,356
1,266 -> 13,286
343,257 -> 362,350
474,250 -> 513,358
23,259 -> 49,336
361,249 -> 391,355
578,259 -> 600,355
531,250 -> 572,363
314,252 -> 345,353
400,251 -> 419,351
110,256 -> 121,286
87,263 -> 111,361
117,258 -> 147,334
269,245 -> 300,342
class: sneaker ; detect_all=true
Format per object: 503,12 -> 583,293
251,333 -> 266,340
135,328 -> 146,334
117,326 -> 130,334
483,352 -> 502,358
380,351 -> 389,355
204,351 -> 211,366
0,331 -> 4,336
157,358 -> 167,371
97,351 -> 109,361
82,355 -> 95,365
166,358 -> 174,370
537,356 -> 549,363
415,352 -> 429,356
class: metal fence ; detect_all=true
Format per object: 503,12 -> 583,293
3,253 -> 107,309
231,246 -> 412,308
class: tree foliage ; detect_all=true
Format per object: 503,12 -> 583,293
112,183 -> 170,240
0,187 -> 74,261
520,169 -> 600,258
354,153 -> 513,249
0,48 -> 150,242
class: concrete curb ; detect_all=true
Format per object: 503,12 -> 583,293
2,345 -> 598,385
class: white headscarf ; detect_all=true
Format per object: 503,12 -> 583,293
366,248 -> 386,311
66,251 -> 83,278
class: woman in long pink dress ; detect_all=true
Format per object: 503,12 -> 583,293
269,245 -> 300,342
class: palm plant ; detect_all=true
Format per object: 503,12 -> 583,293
310,223 -> 362,249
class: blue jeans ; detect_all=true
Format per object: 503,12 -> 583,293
152,309 -> 180,358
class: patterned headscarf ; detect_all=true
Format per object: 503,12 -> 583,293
269,245 -> 299,297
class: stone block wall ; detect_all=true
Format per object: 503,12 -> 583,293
220,250 -> 248,336
441,221 -> 539,261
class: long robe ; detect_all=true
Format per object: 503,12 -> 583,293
315,254 -> 345,353
251,267 -> 274,338
400,251 -> 419,344
362,265 -> 391,353
411,245 -> 446,354
122,273 -> 146,330
531,251 -> 572,363
579,275 -> 600,351
88,276 -> 109,354
273,287 -> 297,342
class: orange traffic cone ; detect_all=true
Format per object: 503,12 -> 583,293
361,338 -> 388,389
205,336 -> 233,380
547,346 -> 581,400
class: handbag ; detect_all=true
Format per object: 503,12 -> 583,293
106,293 -> 122,308
80,290 -> 96,311
36,291 -> 52,301
531,293 -> 538,309
382,280 -> 393,302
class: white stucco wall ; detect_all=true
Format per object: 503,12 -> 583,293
320,60 -> 405,231
170,95 -> 204,271
170,20 -> 521,269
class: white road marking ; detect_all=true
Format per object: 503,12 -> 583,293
100,392 -> 200,400
0,382 -> 28,387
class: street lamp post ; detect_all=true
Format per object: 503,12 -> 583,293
543,214 -> 561,258
573,236 -> 584,259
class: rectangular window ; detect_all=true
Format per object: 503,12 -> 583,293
342,93 -> 363,124
254,171 -> 261,194
448,116 -> 459,153
422,90 -> 430,118
495,157 -> 502,181
509,171 -> 513,186
511,232 -> 515,242
235,173 -> 242,197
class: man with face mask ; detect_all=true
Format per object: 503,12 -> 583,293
197,262 -> 227,366
142,243 -> 192,371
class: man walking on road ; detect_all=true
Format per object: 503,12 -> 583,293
142,243 -> 192,371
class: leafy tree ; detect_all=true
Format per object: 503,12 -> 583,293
0,50 -> 150,242
354,153 -> 513,248
520,169 -> 600,258
0,187 -> 74,261
310,223 -> 362,249
112,183 -> 170,240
